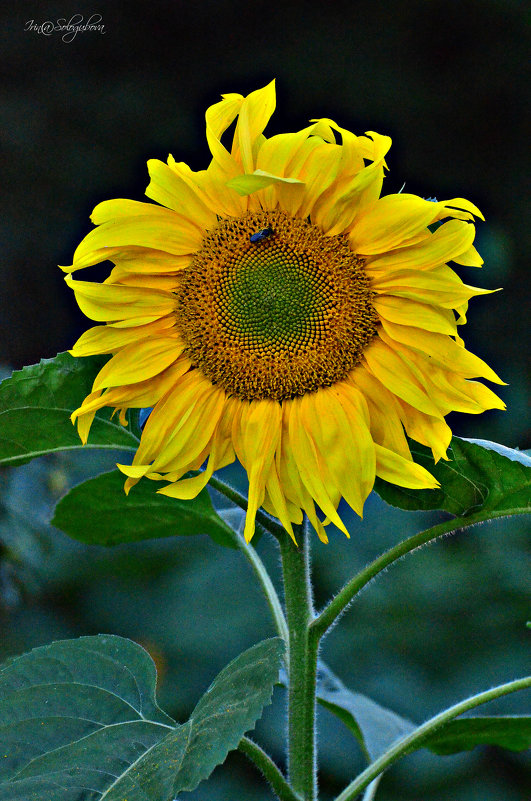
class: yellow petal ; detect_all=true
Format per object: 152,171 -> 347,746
313,129 -> 391,236
158,395 -> 239,502
262,489 -> 302,534
72,390 -> 101,444
75,358 -> 191,418
365,219 -> 477,273
455,301 -> 468,325
61,245 -> 191,276
349,366 -> 411,459
453,243 -> 483,267
145,159 -> 217,230
374,296 -> 457,335
350,194 -> 482,255
114,248 -> 191,273
395,398 -> 452,463
315,383 -> 376,516
363,338 -> 443,417
349,194 -> 440,254
255,123 -> 332,177
227,169 -> 303,196
372,265 -> 498,308
65,275 -> 175,322
87,200 -> 203,249
387,340 -> 505,416
205,91 -> 244,174
233,80 -> 276,174
168,156 -> 244,218
375,444 -> 439,489
424,368 -> 506,415
264,460 -> 297,542
276,402 -> 329,543
255,123 -> 332,212
158,431 -> 228,501
117,463 -> 153,481
297,142 -> 343,219
287,397 -> 350,535
135,371 -> 225,473
69,212 -> 202,273
307,118 -> 363,168
90,198 -> 161,224
433,197 -> 484,222
379,320 -> 505,384
231,399 -> 282,542
104,271 -> 181,291
92,336 -> 185,390
158,470 -> 211,501
70,316 -> 175,356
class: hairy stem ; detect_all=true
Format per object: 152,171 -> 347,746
239,736 -> 303,801
209,475 -> 288,641
312,509 -> 526,640
279,523 -> 318,800
238,534 -> 289,642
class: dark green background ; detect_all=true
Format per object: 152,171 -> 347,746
1,1 -> 529,799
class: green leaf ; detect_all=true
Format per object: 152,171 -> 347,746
102,724 -> 192,801
0,352 -> 138,467
315,666 -> 531,765
423,715 -> 531,755
0,635 -> 284,800
374,436 -> 531,516
0,634 -> 180,801
52,469 -> 237,549
314,662 -> 415,762
334,676 -> 531,801
173,637 -> 285,792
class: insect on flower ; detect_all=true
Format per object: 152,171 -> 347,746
250,227 -> 274,243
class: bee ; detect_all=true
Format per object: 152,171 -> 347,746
250,227 -> 274,243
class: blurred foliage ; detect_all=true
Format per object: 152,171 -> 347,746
0,449 -> 529,799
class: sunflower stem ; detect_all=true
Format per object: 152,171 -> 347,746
311,508 -> 528,641
239,736 -> 303,801
209,475 -> 288,641
279,522 -> 318,801
237,533 -> 289,643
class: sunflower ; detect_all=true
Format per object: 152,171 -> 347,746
62,81 -> 505,544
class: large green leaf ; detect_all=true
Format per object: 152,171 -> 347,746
173,636 -> 284,792
314,662 -> 415,762
52,469 -> 237,548
0,635 -> 284,800
0,635 -> 179,800
424,715 -> 531,755
374,436 -> 531,516
0,353 -> 138,467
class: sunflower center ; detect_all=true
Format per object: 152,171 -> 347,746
174,210 -> 378,401
221,244 -> 328,347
